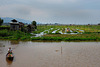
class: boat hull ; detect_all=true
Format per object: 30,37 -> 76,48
6,57 -> 14,61
6,53 -> 14,61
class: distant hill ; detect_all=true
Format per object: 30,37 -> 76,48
1,17 -> 31,24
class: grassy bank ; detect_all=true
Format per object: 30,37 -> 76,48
42,33 -> 100,41
0,33 -> 100,41
0,29 -> 31,40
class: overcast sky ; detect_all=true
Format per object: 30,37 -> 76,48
0,0 -> 100,24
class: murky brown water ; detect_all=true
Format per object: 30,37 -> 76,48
0,40 -> 100,67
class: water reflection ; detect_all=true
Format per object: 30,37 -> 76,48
10,41 -> 19,45
0,43 -> 5,54
6,58 -> 13,65
0,43 -> 4,47
0,49 -> 3,54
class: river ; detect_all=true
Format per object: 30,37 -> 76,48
0,40 -> 100,67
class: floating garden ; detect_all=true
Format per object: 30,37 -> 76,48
31,25 -> 100,41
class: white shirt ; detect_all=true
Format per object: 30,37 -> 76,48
8,49 -> 12,52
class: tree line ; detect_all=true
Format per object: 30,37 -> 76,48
0,18 -> 3,26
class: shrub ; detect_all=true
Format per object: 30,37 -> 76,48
0,30 -> 9,37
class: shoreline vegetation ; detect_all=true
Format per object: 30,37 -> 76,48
0,25 -> 100,41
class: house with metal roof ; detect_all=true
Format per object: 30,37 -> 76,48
10,19 -> 24,31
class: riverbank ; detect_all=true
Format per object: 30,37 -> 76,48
0,33 -> 100,41
31,33 -> 100,41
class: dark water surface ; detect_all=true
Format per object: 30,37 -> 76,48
0,40 -> 100,67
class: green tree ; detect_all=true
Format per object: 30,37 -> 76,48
0,18 -> 3,26
32,21 -> 37,29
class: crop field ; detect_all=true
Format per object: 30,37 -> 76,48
31,25 -> 100,41
33,25 -> 100,34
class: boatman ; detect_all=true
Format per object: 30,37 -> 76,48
8,47 -> 12,53
6,47 -> 12,56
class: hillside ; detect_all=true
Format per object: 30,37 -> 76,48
1,17 -> 31,24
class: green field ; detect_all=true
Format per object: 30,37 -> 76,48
0,25 -> 100,41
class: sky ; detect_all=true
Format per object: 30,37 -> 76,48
0,0 -> 100,24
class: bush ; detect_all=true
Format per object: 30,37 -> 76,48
0,30 -> 9,37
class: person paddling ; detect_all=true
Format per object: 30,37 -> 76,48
6,47 -> 12,56
8,47 -> 12,53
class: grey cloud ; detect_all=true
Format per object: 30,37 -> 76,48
0,0 -> 100,24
